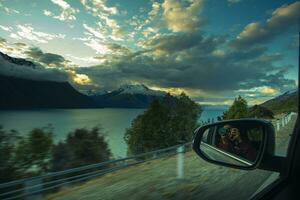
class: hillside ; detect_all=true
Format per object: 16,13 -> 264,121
260,89 -> 298,114
0,75 -> 96,109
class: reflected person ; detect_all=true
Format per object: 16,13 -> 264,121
228,126 -> 257,161
217,125 -> 233,152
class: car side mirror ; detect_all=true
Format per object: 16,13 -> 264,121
193,119 -> 278,171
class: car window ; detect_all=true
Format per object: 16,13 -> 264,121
0,0 -> 298,200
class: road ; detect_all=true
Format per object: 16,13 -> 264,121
46,115 -> 297,200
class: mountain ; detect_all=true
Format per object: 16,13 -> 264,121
0,74 -> 96,109
0,52 -> 96,109
260,89 -> 298,114
0,52 -> 36,68
91,84 -> 166,108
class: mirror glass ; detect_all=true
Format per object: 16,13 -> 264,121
199,121 -> 264,167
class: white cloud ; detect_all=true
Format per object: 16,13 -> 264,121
80,0 -> 125,41
43,10 -> 53,16
65,54 -> 102,66
162,0 -> 204,32
148,1 -> 161,21
84,38 -> 110,54
45,0 -> 79,21
83,23 -> 106,40
9,33 -> 22,40
80,0 -> 118,16
9,24 -> 65,43
233,2 -> 300,48
0,25 -> 13,32
0,1 -> 20,14
142,27 -> 158,37
78,23 -> 111,53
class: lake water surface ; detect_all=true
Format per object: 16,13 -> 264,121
0,108 -> 225,158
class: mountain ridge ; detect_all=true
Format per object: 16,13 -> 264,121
260,89 -> 298,114
0,52 -> 36,68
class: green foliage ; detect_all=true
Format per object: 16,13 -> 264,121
0,127 -> 20,183
248,105 -> 274,119
124,93 -> 201,155
222,96 -> 248,120
51,127 -> 111,171
0,125 -> 111,182
221,96 -> 276,120
14,127 -> 53,175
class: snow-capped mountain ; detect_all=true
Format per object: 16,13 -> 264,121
91,84 -> 167,108
116,84 -> 165,96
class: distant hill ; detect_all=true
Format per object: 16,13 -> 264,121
91,84 -> 166,108
0,75 -> 96,109
260,89 -> 298,114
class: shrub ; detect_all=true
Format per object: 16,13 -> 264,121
14,127 -> 53,176
51,127 -> 111,171
0,127 -> 20,183
124,93 -> 201,155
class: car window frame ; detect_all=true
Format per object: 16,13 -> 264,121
251,115 -> 299,200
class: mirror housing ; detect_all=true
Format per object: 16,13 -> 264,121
193,119 -> 278,171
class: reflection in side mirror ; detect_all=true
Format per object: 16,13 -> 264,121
193,119 -> 274,170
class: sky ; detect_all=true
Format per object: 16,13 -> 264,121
0,0 -> 299,105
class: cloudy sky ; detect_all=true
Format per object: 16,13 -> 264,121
0,0 -> 299,105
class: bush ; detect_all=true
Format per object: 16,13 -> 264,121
0,127 -> 20,183
14,127 -> 53,176
124,93 -> 201,155
51,127 -> 111,171
1,125 -> 112,182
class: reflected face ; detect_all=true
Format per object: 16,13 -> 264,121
229,128 -> 240,141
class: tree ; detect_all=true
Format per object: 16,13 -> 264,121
0,127 -> 20,183
14,128 -> 53,176
124,93 -> 201,155
222,96 -> 248,120
248,105 -> 274,119
51,127 -> 111,171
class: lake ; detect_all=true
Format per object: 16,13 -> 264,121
0,108 -> 226,158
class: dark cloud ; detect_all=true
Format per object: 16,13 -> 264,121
0,37 -> 7,49
77,32 -> 295,94
25,47 -> 67,67
0,54 -> 69,82
141,33 -> 204,53
231,2 -> 300,49
0,37 -> 6,44
106,43 -> 131,55
13,42 -> 27,47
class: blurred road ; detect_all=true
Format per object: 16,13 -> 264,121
46,115 -> 297,200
